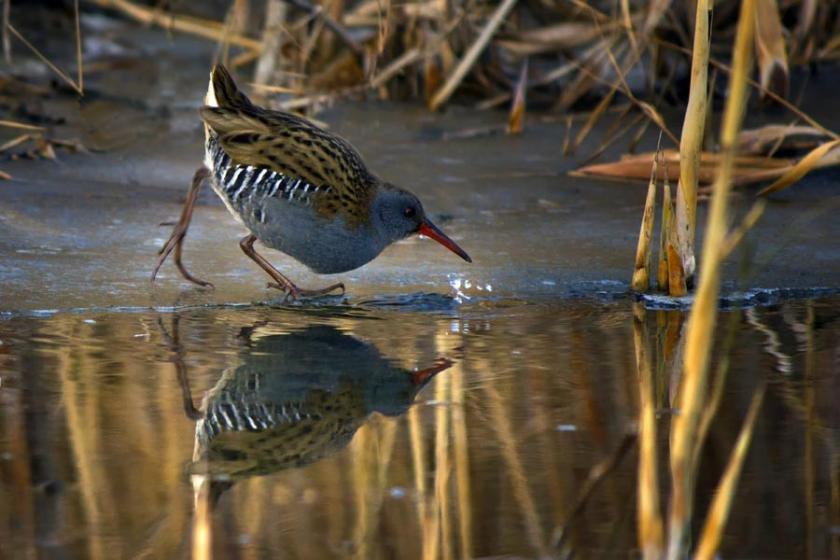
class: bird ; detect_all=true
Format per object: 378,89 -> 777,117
152,64 -> 471,299
182,324 -> 451,483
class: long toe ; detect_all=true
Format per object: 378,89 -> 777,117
298,282 -> 346,297
186,277 -> 215,289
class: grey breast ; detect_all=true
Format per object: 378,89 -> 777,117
205,138 -> 387,274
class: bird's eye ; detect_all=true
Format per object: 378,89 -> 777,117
403,206 -> 416,218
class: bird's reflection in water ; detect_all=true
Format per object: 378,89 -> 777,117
161,317 -> 452,506
161,317 -> 453,556
192,325 -> 451,481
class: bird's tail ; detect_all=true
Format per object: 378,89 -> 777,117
205,64 -> 252,109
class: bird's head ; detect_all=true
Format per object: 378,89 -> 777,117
371,183 -> 471,263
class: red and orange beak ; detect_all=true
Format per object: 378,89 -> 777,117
411,357 -> 454,386
418,220 -> 472,263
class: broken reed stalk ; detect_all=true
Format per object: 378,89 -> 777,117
666,1 -> 757,558
631,154 -> 658,292
675,0 -> 711,287
657,179 -> 671,291
664,170 -> 687,296
429,0 -> 519,110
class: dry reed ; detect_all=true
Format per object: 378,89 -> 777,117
667,1 -> 757,557
630,154 -> 657,292
674,0 -> 711,287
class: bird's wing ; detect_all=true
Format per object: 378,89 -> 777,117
200,66 -> 375,225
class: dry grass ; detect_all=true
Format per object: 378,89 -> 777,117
29,0 -> 829,126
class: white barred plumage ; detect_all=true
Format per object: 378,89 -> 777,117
207,136 -> 323,209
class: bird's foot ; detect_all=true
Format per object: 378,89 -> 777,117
152,224 -> 215,289
267,281 -> 345,302
151,167 -> 214,289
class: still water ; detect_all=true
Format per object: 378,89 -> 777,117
0,297 -> 837,559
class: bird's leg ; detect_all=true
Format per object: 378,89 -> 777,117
156,316 -> 203,421
238,234 -> 345,300
151,167 -> 214,288
239,234 -> 297,293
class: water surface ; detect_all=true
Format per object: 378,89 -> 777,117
1,297 -> 838,559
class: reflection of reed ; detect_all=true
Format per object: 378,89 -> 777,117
633,304 -> 663,559
450,367 -> 472,560
745,307 -> 793,375
433,372 -> 452,560
57,334 -> 107,560
803,302 -> 815,560
408,406 -> 429,559
191,474 -> 212,560
1,300 -> 837,559
482,379 -> 546,557
351,424 -> 370,559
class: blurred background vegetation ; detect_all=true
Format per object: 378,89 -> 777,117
5,1 -> 839,114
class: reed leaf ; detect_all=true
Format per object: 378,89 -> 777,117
571,149 -> 792,186
694,385 -> 766,560
738,124 -> 827,155
758,138 -> 840,196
